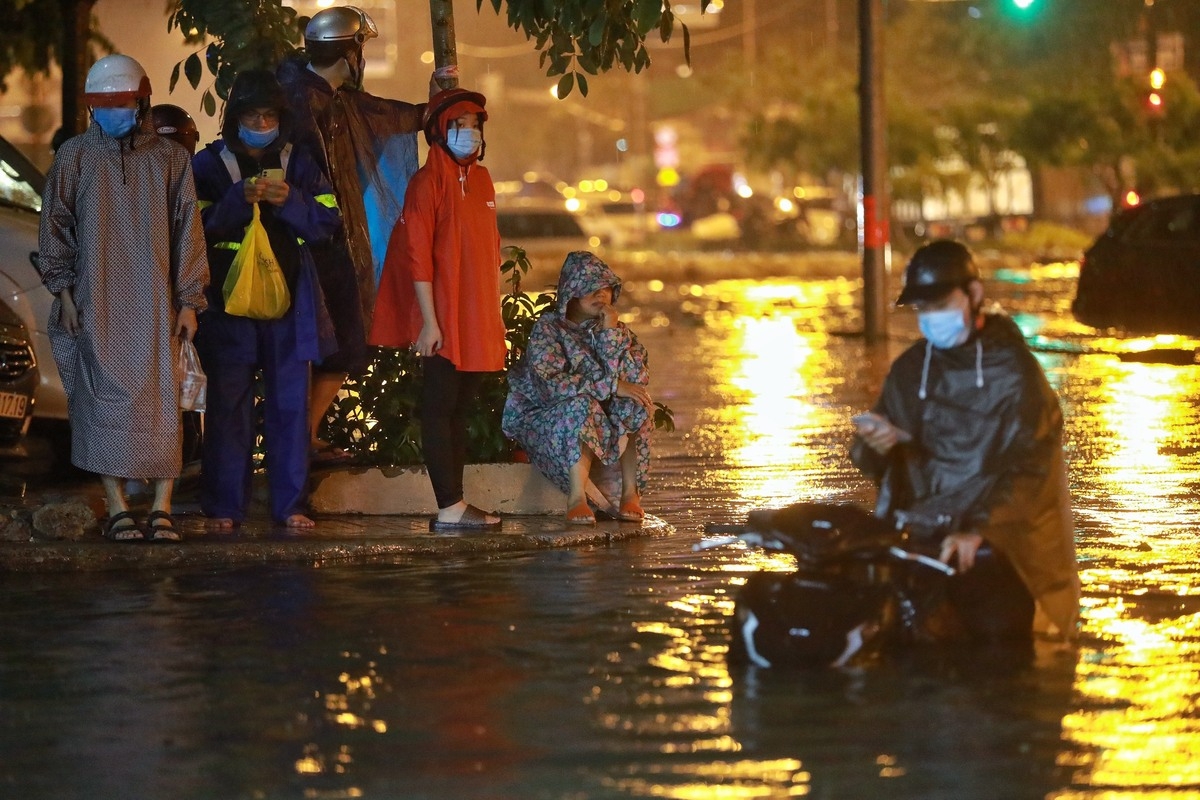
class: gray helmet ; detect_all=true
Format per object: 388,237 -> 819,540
895,239 -> 980,305
304,6 -> 378,47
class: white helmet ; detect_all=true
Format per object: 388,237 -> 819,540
84,54 -> 152,107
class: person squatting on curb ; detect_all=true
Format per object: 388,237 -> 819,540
850,239 -> 1080,653
191,69 -> 342,531
503,251 -> 654,526
370,87 -> 506,531
37,54 -> 209,543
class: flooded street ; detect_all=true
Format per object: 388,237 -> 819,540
5,254 -> 1200,798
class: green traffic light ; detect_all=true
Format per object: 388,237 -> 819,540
1012,0 -> 1036,8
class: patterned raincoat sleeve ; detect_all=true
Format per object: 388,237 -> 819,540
37,143 -> 81,295
618,328 -> 650,384
169,156 -> 210,311
525,319 -> 623,404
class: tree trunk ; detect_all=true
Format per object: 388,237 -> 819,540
429,0 -> 458,90
57,0 -> 97,144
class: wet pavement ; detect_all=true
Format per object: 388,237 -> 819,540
7,248 -> 1200,798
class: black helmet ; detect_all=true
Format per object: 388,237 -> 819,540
896,239 -> 980,305
151,104 -> 199,154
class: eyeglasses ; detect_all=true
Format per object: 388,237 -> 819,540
239,110 -> 280,125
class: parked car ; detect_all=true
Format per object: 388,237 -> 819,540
0,134 -> 66,420
1073,194 -> 1200,334
0,296 -> 38,451
496,199 -> 602,288
575,191 -> 660,249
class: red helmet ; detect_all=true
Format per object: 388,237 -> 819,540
422,87 -> 487,145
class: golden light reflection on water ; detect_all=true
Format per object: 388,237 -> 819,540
1043,335 -> 1200,791
607,758 -> 812,798
697,278 -> 853,507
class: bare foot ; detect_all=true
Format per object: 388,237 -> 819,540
205,517 -> 235,531
286,514 -> 316,529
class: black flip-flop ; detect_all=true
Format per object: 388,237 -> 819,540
145,510 -> 183,543
102,510 -> 144,542
429,504 -> 502,532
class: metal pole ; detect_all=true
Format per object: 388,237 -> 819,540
859,0 -> 889,343
429,0 -> 459,89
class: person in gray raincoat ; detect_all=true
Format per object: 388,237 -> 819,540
851,240 -> 1079,647
38,54 -> 209,542
503,251 -> 655,525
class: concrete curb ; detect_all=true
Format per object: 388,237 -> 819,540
309,462 -> 567,515
0,514 -> 672,572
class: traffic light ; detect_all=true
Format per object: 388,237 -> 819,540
1147,67 -> 1166,116
1005,0 -> 1041,20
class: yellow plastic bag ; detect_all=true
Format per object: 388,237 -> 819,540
223,203 -> 290,320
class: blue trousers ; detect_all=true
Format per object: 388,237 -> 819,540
198,311 -> 311,523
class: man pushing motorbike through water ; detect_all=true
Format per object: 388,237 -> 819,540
850,239 -> 1080,654
708,240 -> 1079,670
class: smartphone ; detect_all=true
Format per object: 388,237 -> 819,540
851,412 -> 880,431
259,168 -> 284,181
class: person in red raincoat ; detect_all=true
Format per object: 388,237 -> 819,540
370,88 -> 505,531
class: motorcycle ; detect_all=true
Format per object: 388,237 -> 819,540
699,502 -> 956,669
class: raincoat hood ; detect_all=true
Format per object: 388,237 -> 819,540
555,250 -> 622,317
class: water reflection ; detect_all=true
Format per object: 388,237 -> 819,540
13,267 -> 1200,797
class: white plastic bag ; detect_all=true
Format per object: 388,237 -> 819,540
179,337 -> 207,412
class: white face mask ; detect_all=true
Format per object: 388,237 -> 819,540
917,297 -> 971,349
446,127 -> 481,159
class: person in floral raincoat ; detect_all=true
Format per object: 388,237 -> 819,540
503,251 -> 654,525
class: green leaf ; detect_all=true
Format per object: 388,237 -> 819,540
587,13 -> 606,47
577,72 -> 588,97
201,89 -> 216,117
169,61 -> 181,93
184,52 -> 202,89
634,0 -> 661,36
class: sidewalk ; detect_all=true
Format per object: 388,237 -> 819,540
0,462 -> 671,573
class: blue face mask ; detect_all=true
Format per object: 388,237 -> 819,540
446,127 -> 481,159
93,107 -> 138,139
918,304 -> 971,349
238,124 -> 279,149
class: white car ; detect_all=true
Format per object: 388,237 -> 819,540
0,136 -> 66,421
582,195 -> 660,249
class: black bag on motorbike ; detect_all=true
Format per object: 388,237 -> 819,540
727,503 -> 904,669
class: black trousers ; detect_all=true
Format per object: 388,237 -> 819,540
420,355 -> 483,509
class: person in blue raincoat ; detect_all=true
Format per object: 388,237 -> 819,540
503,251 -> 655,525
191,69 -> 342,529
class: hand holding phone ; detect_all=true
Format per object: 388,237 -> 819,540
852,411 -> 912,454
